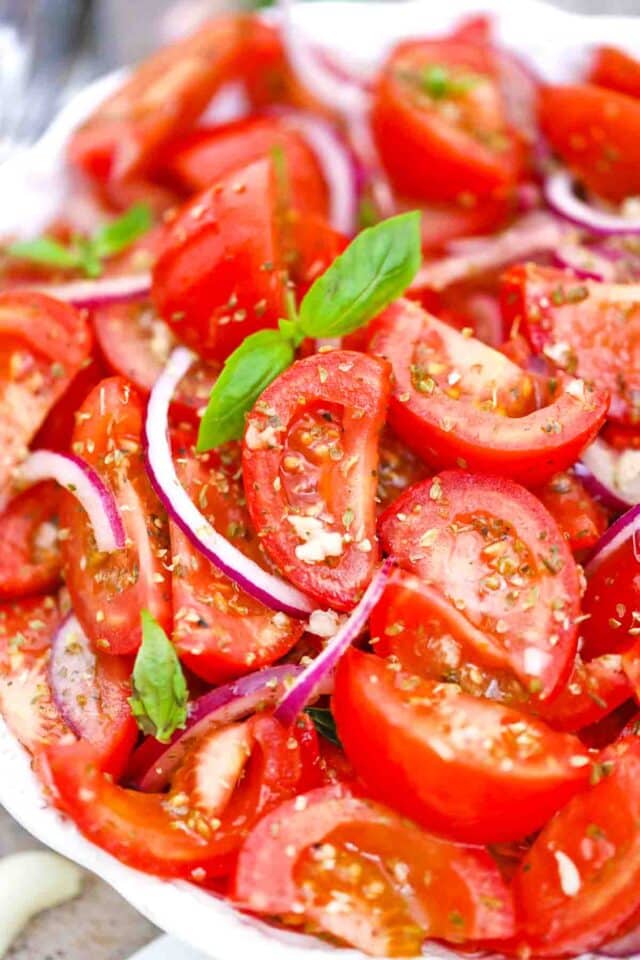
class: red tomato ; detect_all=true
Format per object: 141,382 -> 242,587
371,38 -> 525,203
164,116 -> 328,218
60,377 -> 171,655
242,351 -> 391,611
534,470 -> 607,554
501,264 -> 640,425
379,471 -> 580,698
286,212 -> 348,298
602,422 -> 640,451
32,354 -> 106,452
0,292 -> 91,505
68,15 -> 248,181
589,46 -> 640,100
376,426 -> 430,514
539,84 -> 640,203
581,535 -> 640,662
93,301 -> 217,420
233,783 -> 514,956
368,299 -> 608,484
333,648 -> 591,844
170,430 -> 303,683
0,484 -> 62,599
42,712 -> 303,880
514,736 -> 640,955
152,158 -> 286,363
409,192 -> 512,252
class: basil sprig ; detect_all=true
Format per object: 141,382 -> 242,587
7,202 -> 151,278
305,706 -> 342,747
129,610 -> 188,743
197,210 -> 421,451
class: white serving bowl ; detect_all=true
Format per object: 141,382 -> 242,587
1,1 -> 640,957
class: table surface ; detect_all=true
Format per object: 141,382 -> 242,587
2,0 -> 640,957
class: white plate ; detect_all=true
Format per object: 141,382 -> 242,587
0,1 -> 638,958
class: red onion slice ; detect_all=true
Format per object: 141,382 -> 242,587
26,272 -> 151,309
552,242 -> 616,282
16,450 -> 125,552
586,503 -> 640,577
577,438 -> 640,513
49,613 -> 98,738
544,169 -> 640,237
598,920 -> 640,958
128,663 -> 304,791
144,347 -> 314,619
274,557 -> 393,726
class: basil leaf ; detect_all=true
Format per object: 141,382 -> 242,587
298,211 -> 421,339
91,202 -> 152,259
197,329 -> 295,451
305,707 -> 341,747
129,610 -> 188,743
6,237 -> 81,270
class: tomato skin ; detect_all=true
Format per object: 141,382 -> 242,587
402,192 -> 512,253
372,39 -> 525,203
68,15 -> 248,181
0,483 -> 62,599
242,351 -> 391,611
589,46 -> 640,100
580,537 -> 640,662
60,377 -> 172,655
368,299 -> 608,485
534,471 -> 607,554
514,736 -> 640,955
540,84 -> 640,203
32,355 -> 106,453
334,648 -> 591,845
152,159 -> 286,363
170,431 -> 303,683
501,264 -> 640,426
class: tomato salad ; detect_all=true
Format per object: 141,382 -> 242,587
2,8 -> 640,959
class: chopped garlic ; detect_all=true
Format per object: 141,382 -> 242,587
543,341 -> 571,367
554,850 -> 581,897
244,422 -> 283,451
288,515 -> 344,564
308,609 -> 341,638
523,646 -> 551,677
565,378 -> 586,401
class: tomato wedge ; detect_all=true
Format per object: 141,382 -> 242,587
368,298 -> 608,484
152,158 -> 286,363
589,46 -> 640,100
170,430 -> 303,683
242,351 -> 391,611
514,736 -> 640,955
379,471 -> 580,698
60,377 -> 172,655
0,483 -> 62,599
233,783 -> 515,957
0,292 -> 91,505
534,470 -> 607,554
32,353 -> 105,453
501,264 -> 640,426
333,648 -> 592,844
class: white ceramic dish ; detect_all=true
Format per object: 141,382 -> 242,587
1,1 -> 640,957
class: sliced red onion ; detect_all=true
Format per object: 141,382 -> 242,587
411,211 -> 567,291
274,557 -> 393,726
598,920 -> 640,958
552,242 -> 616,282
577,438 -> 640,512
26,272 -> 151,309
49,613 -> 98,738
128,663 -> 304,791
347,109 -> 396,220
544,169 -> 640,237
16,450 -> 125,552
494,49 -> 540,146
585,503 -> 640,577
144,347 -> 313,619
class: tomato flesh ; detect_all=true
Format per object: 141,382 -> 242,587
0,483 -> 62,599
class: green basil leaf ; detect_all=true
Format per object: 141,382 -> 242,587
298,210 -> 421,339
6,237 -> 81,270
305,707 -> 342,747
129,610 -> 188,743
91,202 -> 152,260
197,329 -> 295,451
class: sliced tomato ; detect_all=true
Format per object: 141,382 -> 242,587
539,84 -> 640,203
368,299 -> 608,484
378,471 -> 580,698
286,212 -> 348,299
602,422 -> 640,451
163,116 -> 328,218
152,158 -> 286,363
60,377 -> 171,655
0,483 -> 62,599
242,351 -> 391,611
589,46 -> 640,100
67,15 -> 248,181
333,648 -> 591,844
501,264 -> 640,425
32,354 -> 106,452
534,470 -> 607,554
233,783 -> 514,956
376,426 -> 430,514
581,534 -> 640,662
0,292 -> 92,505
408,192 -> 512,252
93,301 -> 217,420
514,736 -> 640,955
170,430 -> 303,683
42,712 -> 302,880
371,37 -> 525,203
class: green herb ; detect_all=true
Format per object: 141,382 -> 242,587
129,610 -> 188,743
7,202 -> 152,278
305,707 -> 342,747
421,64 -> 482,100
197,211 -> 421,450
